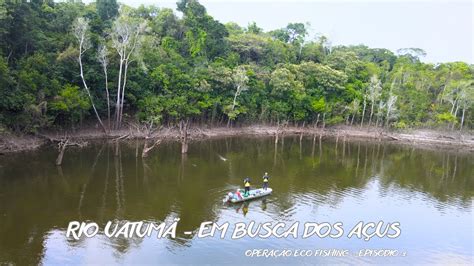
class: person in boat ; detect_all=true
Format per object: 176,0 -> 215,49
243,177 -> 251,197
235,189 -> 243,200
262,172 -> 270,190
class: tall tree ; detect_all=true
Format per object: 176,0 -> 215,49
111,14 -> 147,128
72,17 -> 107,133
97,44 -> 111,130
226,66 -> 249,126
348,99 -> 360,125
385,93 -> 398,128
367,75 -> 382,127
457,80 -> 473,131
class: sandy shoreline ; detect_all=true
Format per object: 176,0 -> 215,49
0,125 -> 473,154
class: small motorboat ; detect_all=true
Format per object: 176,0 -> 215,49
223,188 -> 272,203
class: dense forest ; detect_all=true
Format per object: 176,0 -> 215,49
0,0 -> 473,134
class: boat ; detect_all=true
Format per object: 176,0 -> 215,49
223,188 -> 272,203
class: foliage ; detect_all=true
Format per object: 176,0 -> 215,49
137,95 -> 164,124
50,84 -> 90,125
435,112 -> 457,125
393,121 -> 407,130
0,0 -> 472,132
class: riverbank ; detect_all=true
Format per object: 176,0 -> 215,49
1,125 -> 473,154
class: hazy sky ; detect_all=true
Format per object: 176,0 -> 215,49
84,0 -> 473,63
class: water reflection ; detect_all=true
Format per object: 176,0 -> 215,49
227,199 -> 269,217
0,136 -> 472,264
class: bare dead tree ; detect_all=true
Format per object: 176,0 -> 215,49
349,99 -> 360,126
142,139 -> 161,158
375,100 -> 385,128
384,94 -> 398,128
111,16 -> 147,129
315,113 -> 320,128
55,139 -> 69,166
367,75 -> 382,128
322,113 -> 326,129
73,17 -> 107,133
360,93 -> 367,128
458,80 -> 473,131
274,119 -> 288,146
227,66 -> 249,127
98,44 -> 111,130
54,137 -> 88,165
141,121 -> 162,157
112,134 -> 130,142
179,119 -> 190,154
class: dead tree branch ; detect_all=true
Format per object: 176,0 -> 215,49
142,139 -> 161,158
55,137 -> 88,165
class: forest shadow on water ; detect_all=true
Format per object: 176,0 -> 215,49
0,136 -> 472,264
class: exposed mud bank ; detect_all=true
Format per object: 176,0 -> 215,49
1,125 -> 473,154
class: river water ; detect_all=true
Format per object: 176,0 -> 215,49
0,136 -> 472,264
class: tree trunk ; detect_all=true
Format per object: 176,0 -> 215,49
360,98 -> 367,127
103,65 -> 110,131
459,107 -> 466,131
274,120 -> 280,145
54,138 -> 87,165
119,59 -> 129,128
211,103 -> 217,127
142,139 -> 161,158
450,99 -> 456,115
55,139 -> 69,166
78,46 -> 107,134
368,102 -> 374,127
227,86 -> 240,128
142,140 -> 149,158
322,113 -> 326,129
115,56 -> 124,129
385,109 -> 391,128
179,119 -> 189,154
439,71 -> 451,104
451,102 -> 460,130
231,86 -> 239,111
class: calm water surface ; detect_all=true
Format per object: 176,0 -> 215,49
0,136 -> 472,264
